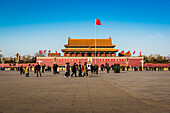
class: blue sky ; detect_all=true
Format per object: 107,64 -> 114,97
0,0 -> 170,57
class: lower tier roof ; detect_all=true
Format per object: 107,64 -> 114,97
61,48 -> 119,52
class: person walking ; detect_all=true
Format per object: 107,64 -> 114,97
36,63 -> 42,77
25,66 -> 29,77
71,63 -> 77,77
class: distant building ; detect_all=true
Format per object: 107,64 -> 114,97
61,37 -> 118,57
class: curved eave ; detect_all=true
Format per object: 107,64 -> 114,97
64,45 -> 116,47
61,49 -> 119,52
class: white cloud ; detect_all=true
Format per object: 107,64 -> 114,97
149,33 -> 163,39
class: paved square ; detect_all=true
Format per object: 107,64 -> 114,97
0,70 -> 170,113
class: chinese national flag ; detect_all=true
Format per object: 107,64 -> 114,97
133,51 -> 136,54
48,50 -> 51,53
55,50 -> 57,53
140,51 -> 141,56
96,18 -> 101,25
120,50 -> 124,54
39,50 -> 41,54
127,50 -> 130,54
44,50 -> 46,53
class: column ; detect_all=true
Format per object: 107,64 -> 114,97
64,52 -> 66,56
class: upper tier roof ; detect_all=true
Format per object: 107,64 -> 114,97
64,37 -> 116,47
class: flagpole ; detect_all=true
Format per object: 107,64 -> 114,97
95,17 -> 96,64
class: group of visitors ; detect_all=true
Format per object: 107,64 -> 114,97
90,64 -> 99,74
65,62 -> 90,78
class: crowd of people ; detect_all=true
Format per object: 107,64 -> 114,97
2,62 -> 169,78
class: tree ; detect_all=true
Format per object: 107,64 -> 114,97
34,52 -> 46,57
148,54 -> 155,63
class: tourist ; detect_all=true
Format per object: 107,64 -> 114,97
36,63 -> 42,77
78,62 -> 82,77
65,63 -> 70,78
42,64 -> 45,73
25,66 -> 29,77
34,65 -> 37,73
117,64 -> 120,73
71,63 -> 77,77
113,64 -> 117,73
91,64 -> 94,74
53,64 -> 57,74
94,64 -> 98,74
83,62 -> 89,77
57,66 -> 60,74
127,66 -> 129,71
30,66 -> 32,71
101,64 -> 104,71
20,66 -> 23,74
106,63 -> 110,73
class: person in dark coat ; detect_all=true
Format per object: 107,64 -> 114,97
71,63 -> 77,77
65,63 -> 70,78
91,64 -> 94,74
106,64 -> 110,73
42,64 -> 45,73
36,63 -> 42,77
94,64 -> 98,74
117,64 -> 120,73
34,65 -> 37,73
78,62 -> 82,77
101,64 -> 104,71
127,66 -> 129,71
53,64 -> 57,74
20,66 -> 23,74
113,64 -> 116,73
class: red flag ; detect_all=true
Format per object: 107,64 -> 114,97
48,50 -> 51,53
55,50 -> 57,53
120,50 -> 124,54
44,50 -> 46,53
133,51 -> 136,54
140,51 -> 141,56
39,50 -> 41,54
127,50 -> 130,54
96,18 -> 101,25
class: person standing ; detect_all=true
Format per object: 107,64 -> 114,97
94,64 -> 98,74
42,64 -> 45,73
53,64 -> 57,74
25,66 -> 29,77
114,64 -> 117,73
106,64 -> 110,73
83,62 -> 89,77
65,63 -> 70,78
117,64 -> 120,73
78,62 -> 82,77
71,63 -> 77,77
91,64 -> 93,74
36,63 -> 42,77
20,66 -> 23,74
34,65 -> 37,73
